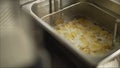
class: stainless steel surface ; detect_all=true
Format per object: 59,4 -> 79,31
113,23 -> 118,46
31,0 -> 80,18
49,0 -> 62,13
31,2 -> 120,66
113,19 -> 120,46
111,0 -> 120,5
88,0 -> 120,17
19,0 -> 37,6
53,0 -> 61,11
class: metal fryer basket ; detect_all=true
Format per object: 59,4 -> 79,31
41,2 -> 120,67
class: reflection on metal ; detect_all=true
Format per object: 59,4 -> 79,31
49,0 -> 63,25
89,0 -> 120,16
111,0 -> 120,5
113,20 -> 118,46
49,0 -> 62,13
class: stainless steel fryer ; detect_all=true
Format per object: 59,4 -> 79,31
21,0 -> 120,67
41,2 -> 120,66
